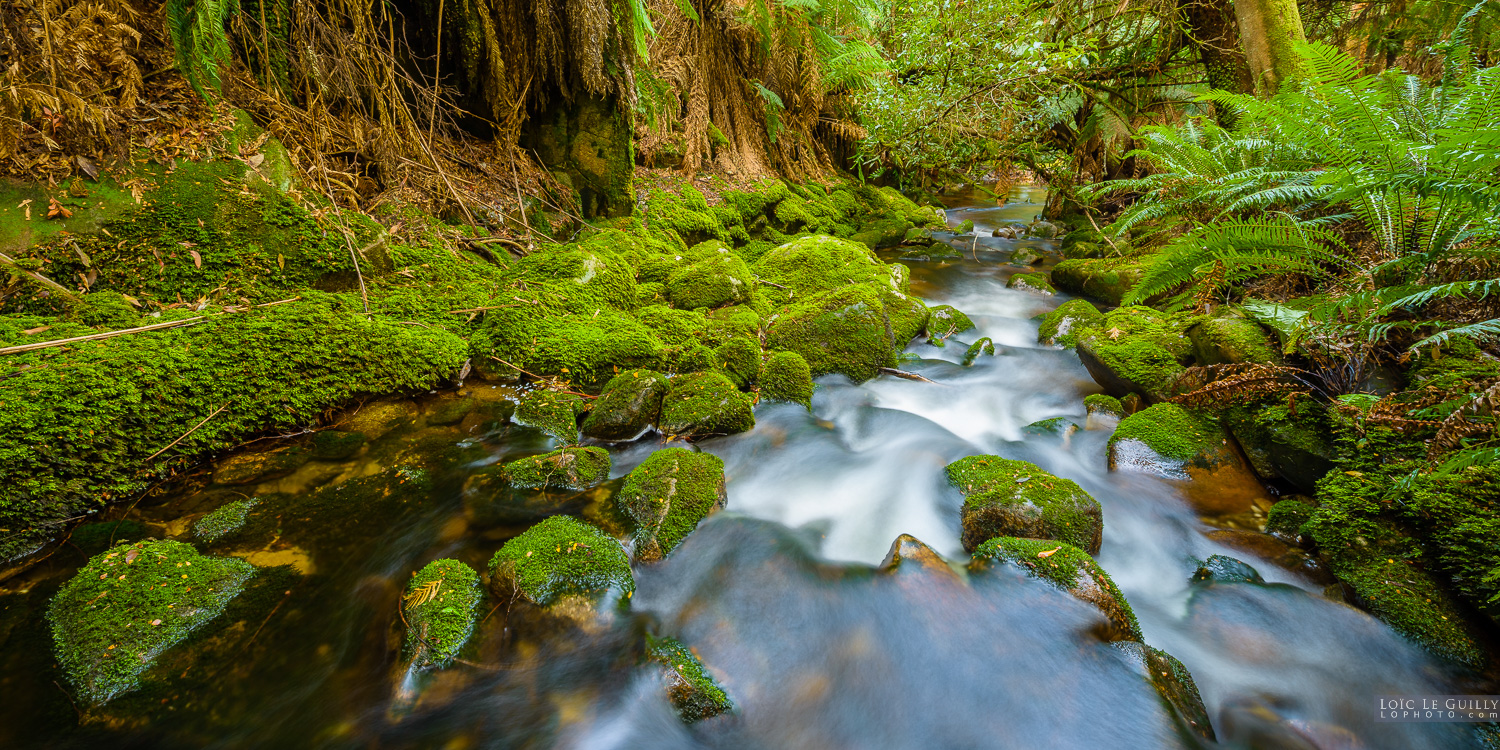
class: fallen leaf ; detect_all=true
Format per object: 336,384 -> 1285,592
277,253 -> 285,270
1037,546 -> 1062,558
21,325 -> 50,335
245,153 -> 265,168
1106,326 -> 1124,340
189,249 -> 202,268
46,198 -> 72,220
150,619 -> 162,626
76,155 -> 99,180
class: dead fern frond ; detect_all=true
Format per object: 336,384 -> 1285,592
1427,380 -> 1500,460
1168,363 -> 1330,408
404,579 -> 442,609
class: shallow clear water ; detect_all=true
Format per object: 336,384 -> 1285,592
0,186 -> 1480,749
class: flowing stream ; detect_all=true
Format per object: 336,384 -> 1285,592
0,187 -> 1482,749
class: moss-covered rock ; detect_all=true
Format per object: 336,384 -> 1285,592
1050,255 -> 1154,306
946,455 -> 1103,554
474,307 -> 665,391
193,499 -> 259,542
1037,299 -> 1103,348
515,390 -> 584,444
1189,314 -> 1282,366
211,449 -> 309,486
1107,404 -> 1228,478
760,350 -> 814,406
765,283 -> 916,383
581,370 -> 668,441
502,447 -> 611,490
646,634 -> 734,722
487,516 -> 634,606
714,337 -> 762,390
849,217 -> 911,250
969,537 -> 1141,641
1266,497 -> 1314,541
1075,307 -> 1193,401
1114,641 -> 1215,741
1224,402 -> 1336,492
1190,554 -> 1265,584
618,448 -> 728,561
658,372 -> 756,438
667,250 -> 754,310
752,235 -> 891,302
1007,272 -> 1056,295
426,395 -> 476,426
1084,394 -> 1125,420
1021,417 -> 1080,438
49,540 -> 256,705
926,305 -> 975,345
310,430 -> 366,460
401,559 -> 482,670
963,337 -> 996,365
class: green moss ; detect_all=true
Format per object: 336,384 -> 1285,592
1109,404 -> 1222,463
402,559 -> 482,670
970,537 -> 1141,640
963,337 -> 995,365
646,634 -> 734,721
194,499 -> 259,542
0,294 -> 467,559
49,540 -> 256,705
945,455 -> 1103,553
668,253 -> 754,310
69,520 -> 149,556
706,305 -> 761,340
488,515 -> 634,606
618,448 -> 727,560
503,447 -> 611,490
715,336 -> 761,389
475,306 -> 664,391
310,430 -> 366,460
764,283 -> 902,383
646,186 -> 727,246
1076,306 -> 1193,399
658,372 -> 756,438
1190,314 -> 1282,365
515,390 -> 584,444
849,217 -> 911,250
1037,299 -> 1103,347
1266,498 -> 1314,538
751,234 -> 891,304
761,350 -> 814,406
581,369 -> 668,441
1022,417 -> 1079,437
720,180 -> 792,223
1084,394 -> 1124,419
1050,255 -> 1154,306
926,305 -> 975,344
1007,272 -> 1057,295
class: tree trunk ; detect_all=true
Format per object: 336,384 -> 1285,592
1183,0 -> 1255,125
1232,0 -> 1307,95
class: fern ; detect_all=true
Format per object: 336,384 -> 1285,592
166,0 -> 238,98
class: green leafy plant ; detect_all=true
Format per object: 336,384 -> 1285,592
166,0 -> 239,97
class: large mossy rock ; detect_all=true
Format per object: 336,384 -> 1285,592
760,350 -> 815,406
1223,402 -> 1335,492
488,516 -> 635,607
946,455 -> 1103,554
646,634 -> 735,722
581,370 -> 669,441
659,372 -> 756,438
1050,255 -> 1154,306
969,537 -> 1142,641
618,448 -> 728,562
1075,306 -> 1193,402
1107,403 -> 1229,479
1037,298 -> 1103,348
515,390 -> 585,444
1114,641 -> 1216,742
1007,272 -> 1056,295
765,283 -> 922,383
502,447 -> 611,490
401,559 -> 482,671
667,244 -> 754,310
50,540 -> 256,705
751,234 -> 894,300
714,337 -> 762,389
1188,314 -> 1282,365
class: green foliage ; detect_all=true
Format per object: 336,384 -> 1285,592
167,0 -> 239,97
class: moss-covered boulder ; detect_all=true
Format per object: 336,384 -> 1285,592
1266,497 -> 1314,542
946,455 -> 1103,554
401,559 -> 482,670
1223,403 -> 1336,492
1050,255 -> 1153,306
1107,404 -> 1229,479
488,516 -> 635,606
502,447 -> 611,490
926,304 -> 975,345
1007,272 -> 1056,295
1084,394 -> 1125,421
1075,307 -> 1193,401
849,217 -> 911,250
618,448 -> 728,561
963,337 -> 996,365
659,372 -> 756,438
1037,298 -> 1103,348
49,540 -> 256,705
751,235 -> 890,300
1188,314 -> 1282,366
1114,641 -> 1215,741
1021,417 -> 1080,439
765,284 -> 909,382
667,250 -> 754,310
193,499 -> 260,542
581,370 -> 669,441
714,337 -> 762,390
970,537 -> 1142,641
646,634 -> 734,722
761,350 -> 814,406
473,307 -> 665,391
515,390 -> 584,444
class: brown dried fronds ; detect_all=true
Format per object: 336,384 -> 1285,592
1427,380 -> 1500,461
1169,363 -> 1327,408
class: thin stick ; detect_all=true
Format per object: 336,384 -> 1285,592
144,403 -> 229,461
0,251 -> 82,305
0,297 -> 300,356
879,367 -> 940,384
1084,209 -> 1123,256
428,0 -> 445,149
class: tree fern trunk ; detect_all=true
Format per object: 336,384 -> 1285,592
1232,0 -> 1307,95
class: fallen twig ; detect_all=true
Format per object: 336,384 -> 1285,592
758,279 -> 790,290
0,297 -> 300,356
879,367 -> 940,384
0,251 -> 83,305
144,403 -> 229,461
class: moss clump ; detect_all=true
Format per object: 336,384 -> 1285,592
193,499 -> 259,542
1022,417 -> 1080,438
963,337 -> 996,365
752,235 -> 890,302
1084,394 -> 1124,419
1050,255 -> 1154,306
581,370 -> 668,441
474,307 -> 665,391
1108,403 -> 1224,475
1076,306 -> 1193,400
658,372 -> 756,438
970,537 -> 1141,640
49,540 -> 256,705
926,305 -> 975,344
503,447 -> 611,490
0,294 -> 468,560
488,515 -> 635,606
761,350 -> 814,406
646,634 -> 734,722
1189,314 -> 1282,365
946,455 -> 1103,553
667,253 -> 754,310
764,284 -> 901,382
1037,299 -> 1103,348
1007,272 -> 1057,295
515,390 -> 584,444
1266,498 -> 1314,538
619,448 -> 728,561
849,217 -> 911,250
714,336 -> 761,389
402,559 -> 482,670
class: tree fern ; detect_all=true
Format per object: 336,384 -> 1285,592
166,0 -> 238,98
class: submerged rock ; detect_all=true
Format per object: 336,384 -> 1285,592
346,400 -> 418,441
646,634 -> 734,722
502,447 -> 611,490
969,537 -> 1141,641
425,395 -> 477,426
1022,417 -> 1080,439
760,350 -> 815,406
515,390 -> 585,444
50,540 -> 256,705
194,498 -> 260,542
876,534 -> 962,584
946,455 -> 1103,554
1191,554 -> 1266,585
1114,641 -> 1216,742
401,559 -> 482,671
581,369 -> 668,441
619,448 -> 728,562
212,449 -> 309,486
658,372 -> 756,438
310,429 -> 366,460
488,516 -> 635,607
